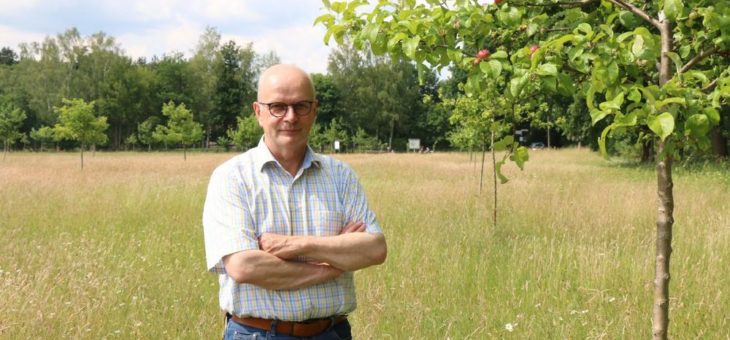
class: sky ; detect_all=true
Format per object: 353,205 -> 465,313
0,0 -> 336,74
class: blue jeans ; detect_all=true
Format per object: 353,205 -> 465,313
224,317 -> 352,340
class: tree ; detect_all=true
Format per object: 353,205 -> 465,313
211,41 -> 257,141
153,101 -> 203,160
0,47 -> 18,66
319,1 -> 729,338
189,26 -> 222,147
29,126 -> 56,151
226,114 -> 261,151
0,98 -> 27,159
136,116 -> 160,151
53,98 -> 108,168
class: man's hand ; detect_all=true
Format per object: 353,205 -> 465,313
258,233 -> 298,259
340,221 -> 366,234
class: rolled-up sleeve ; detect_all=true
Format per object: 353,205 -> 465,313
202,164 -> 258,274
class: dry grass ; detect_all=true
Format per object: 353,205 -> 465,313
0,149 -> 728,339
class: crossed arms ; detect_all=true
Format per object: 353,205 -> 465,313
223,221 -> 387,290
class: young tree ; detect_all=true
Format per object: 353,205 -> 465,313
226,114 -> 261,151
137,116 -> 160,151
0,99 -> 27,160
53,98 -> 108,168
29,126 -> 56,151
319,1 -> 729,338
153,101 -> 203,160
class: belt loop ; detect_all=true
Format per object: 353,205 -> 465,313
270,319 -> 278,336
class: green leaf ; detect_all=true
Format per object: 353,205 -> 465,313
493,135 -> 514,151
704,107 -> 720,125
575,23 -> 593,36
685,114 -> 710,138
628,88 -> 641,102
446,49 -> 463,63
648,112 -> 675,141
664,0 -> 684,21
490,50 -> 508,59
586,85 -> 596,110
402,36 -> 420,59
488,60 -> 502,77
590,109 -> 608,125
536,63 -> 558,76
599,92 -> 624,112
666,52 -> 683,75
613,112 -> 637,127
479,61 -> 493,77
509,146 -> 529,170
495,160 -> 509,184
509,73 -> 528,97
684,70 -> 708,85
607,61 -> 619,84
655,97 -> 686,109
387,32 -> 408,50
313,14 -> 335,27
598,125 -> 611,158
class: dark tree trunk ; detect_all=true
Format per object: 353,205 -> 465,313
641,138 -> 655,163
710,127 -> 727,158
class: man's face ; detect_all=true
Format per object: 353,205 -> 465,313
253,67 -> 317,156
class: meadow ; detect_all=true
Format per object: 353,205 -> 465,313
1,149 -> 728,339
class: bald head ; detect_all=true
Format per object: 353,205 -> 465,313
257,64 -> 316,102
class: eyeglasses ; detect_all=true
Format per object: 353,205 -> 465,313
257,100 -> 315,118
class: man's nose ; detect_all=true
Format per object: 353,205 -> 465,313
282,106 -> 298,121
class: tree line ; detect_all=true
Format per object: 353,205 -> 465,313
1,24 -> 728,161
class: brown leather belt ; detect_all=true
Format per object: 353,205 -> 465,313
229,314 -> 347,337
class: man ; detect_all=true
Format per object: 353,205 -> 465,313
203,64 -> 387,339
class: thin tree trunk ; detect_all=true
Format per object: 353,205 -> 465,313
653,141 -> 674,340
479,143 -> 486,195
184,145 -> 187,161
547,124 -> 551,148
491,130 -> 497,228
2,140 -> 7,161
80,144 -> 85,169
652,18 -> 673,340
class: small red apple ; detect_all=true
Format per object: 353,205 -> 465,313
476,49 -> 491,60
529,44 -> 540,55
494,0 -> 505,5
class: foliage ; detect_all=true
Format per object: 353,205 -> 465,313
29,126 -> 56,151
211,41 -> 258,141
0,97 -> 27,157
352,127 -> 383,151
153,101 -> 203,159
310,117 -> 350,152
54,98 -> 108,148
136,116 -> 160,151
226,114 -> 261,151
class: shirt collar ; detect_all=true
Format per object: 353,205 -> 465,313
253,137 -> 321,173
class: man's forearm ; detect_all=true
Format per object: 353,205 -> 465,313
260,232 -> 387,272
223,250 -> 342,290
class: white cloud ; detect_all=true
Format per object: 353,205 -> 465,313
0,0 -> 41,12
116,20 -> 202,59
0,25 -> 47,50
231,25 -> 333,74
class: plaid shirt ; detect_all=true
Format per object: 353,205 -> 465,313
203,139 -> 382,321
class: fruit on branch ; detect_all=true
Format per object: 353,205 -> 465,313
529,44 -> 540,55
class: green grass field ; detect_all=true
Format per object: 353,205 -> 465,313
1,149 -> 728,339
